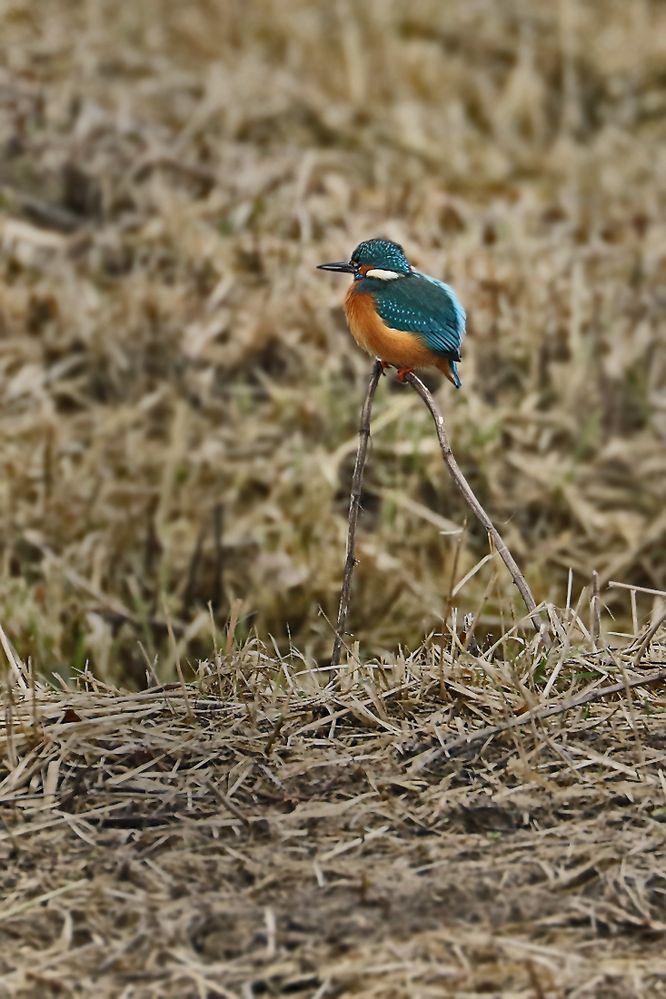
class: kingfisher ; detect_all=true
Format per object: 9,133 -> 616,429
317,238 -> 466,387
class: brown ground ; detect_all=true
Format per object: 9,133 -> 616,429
1,636 -> 666,997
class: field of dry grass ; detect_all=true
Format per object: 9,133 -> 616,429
1,0 -> 665,676
1,0 -> 666,995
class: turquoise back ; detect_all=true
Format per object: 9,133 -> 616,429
357,270 -> 466,361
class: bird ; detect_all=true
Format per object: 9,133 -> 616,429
317,238 -> 466,388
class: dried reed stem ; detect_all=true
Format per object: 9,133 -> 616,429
404,372 -> 549,640
409,664 -> 666,771
590,569 -> 602,650
331,360 -> 384,667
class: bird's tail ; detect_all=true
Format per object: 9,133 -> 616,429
436,358 -> 462,389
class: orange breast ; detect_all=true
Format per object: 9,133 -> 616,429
344,287 -> 436,369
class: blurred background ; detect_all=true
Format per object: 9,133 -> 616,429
0,0 -> 665,682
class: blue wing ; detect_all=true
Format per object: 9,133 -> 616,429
372,271 -> 466,360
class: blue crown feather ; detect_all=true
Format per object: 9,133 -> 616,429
351,239 -> 411,274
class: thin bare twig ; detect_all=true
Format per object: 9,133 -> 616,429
206,780 -> 250,827
631,607 -> 666,668
608,580 -> 666,600
591,569 -> 601,651
408,665 -> 666,771
331,360 -> 384,667
404,372 -> 549,640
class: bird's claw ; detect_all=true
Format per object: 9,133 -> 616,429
377,361 -> 413,383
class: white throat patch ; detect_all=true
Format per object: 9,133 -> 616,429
365,268 -> 403,280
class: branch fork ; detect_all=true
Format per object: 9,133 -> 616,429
331,362 -> 549,666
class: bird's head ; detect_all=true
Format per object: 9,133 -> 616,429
317,238 -> 411,281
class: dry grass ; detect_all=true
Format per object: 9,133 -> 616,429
1,613 -> 666,997
2,3 -> 666,994
1,0 -> 665,675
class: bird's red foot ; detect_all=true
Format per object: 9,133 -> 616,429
396,367 -> 414,383
378,360 -> 391,375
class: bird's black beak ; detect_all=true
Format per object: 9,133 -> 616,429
316,260 -> 355,274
